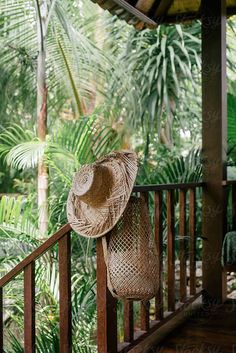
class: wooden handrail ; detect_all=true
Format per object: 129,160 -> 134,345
0,223 -> 72,353
133,181 -> 204,192
222,180 -> 236,186
98,182 -> 203,353
0,223 -> 71,287
0,181 -> 207,353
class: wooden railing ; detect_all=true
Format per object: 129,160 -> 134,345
97,182 -> 204,353
0,223 -> 72,353
0,182 -> 204,353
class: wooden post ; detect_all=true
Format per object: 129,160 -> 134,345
24,262 -> 35,353
59,233 -> 72,353
202,0 -> 227,303
96,237 -> 117,353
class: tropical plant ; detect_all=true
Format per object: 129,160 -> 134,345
105,22 -> 201,147
0,116 -> 123,233
0,195 -> 97,353
0,0 -> 110,235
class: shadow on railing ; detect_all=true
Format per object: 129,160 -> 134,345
0,182 -> 204,353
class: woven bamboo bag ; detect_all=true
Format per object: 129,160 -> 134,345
103,196 -> 159,300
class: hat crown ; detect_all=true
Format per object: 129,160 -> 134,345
72,165 -> 98,197
72,164 -> 112,206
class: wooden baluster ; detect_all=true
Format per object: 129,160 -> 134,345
59,232 -> 72,353
24,262 -> 35,353
0,287 -> 3,353
124,300 -> 134,342
167,190 -> 175,312
154,191 -> 163,320
232,184 -> 236,230
189,188 -> 196,296
140,192 -> 150,330
140,301 -> 150,331
179,190 -> 187,302
97,237 -> 117,353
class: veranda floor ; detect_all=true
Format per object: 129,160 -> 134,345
153,299 -> 236,353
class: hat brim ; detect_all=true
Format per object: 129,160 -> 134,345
67,151 -> 138,238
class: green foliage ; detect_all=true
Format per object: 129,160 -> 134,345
137,149 -> 202,185
106,21 -> 201,140
228,93 -> 236,157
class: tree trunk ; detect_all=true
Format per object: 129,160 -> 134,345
37,1 -> 48,237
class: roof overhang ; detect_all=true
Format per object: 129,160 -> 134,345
91,0 -> 236,29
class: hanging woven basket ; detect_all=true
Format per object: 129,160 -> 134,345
103,196 -> 159,300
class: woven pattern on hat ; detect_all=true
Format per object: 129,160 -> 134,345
67,151 -> 138,238
105,196 -> 159,300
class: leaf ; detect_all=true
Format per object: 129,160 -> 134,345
228,93 -> 236,147
6,140 -> 47,169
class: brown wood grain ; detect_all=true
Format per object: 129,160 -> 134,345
97,237 -> 117,353
202,0 -> 227,303
167,190 -> 175,312
124,300 -> 134,342
189,189 -> 196,296
156,299 -> 236,353
155,0 -> 174,17
179,190 -> 187,302
24,262 -> 35,353
118,292 -> 202,353
133,182 -> 204,193
59,233 -> 72,353
154,191 -> 164,320
140,301 -> 150,331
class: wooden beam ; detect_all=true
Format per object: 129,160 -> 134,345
154,0 -> 174,18
135,0 -> 156,14
202,0 -> 227,303
112,0 -> 157,27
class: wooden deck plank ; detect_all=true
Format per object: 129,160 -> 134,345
155,299 -> 236,353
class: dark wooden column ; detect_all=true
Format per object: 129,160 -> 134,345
96,237 -> 117,353
202,0 -> 227,303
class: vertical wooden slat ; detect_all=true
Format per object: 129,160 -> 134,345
24,262 -> 35,353
0,287 -> 3,353
124,300 -> 134,342
154,191 -> 163,320
140,192 -> 150,330
179,190 -> 187,302
167,190 -> 175,312
59,232 -> 72,353
97,237 -> 117,353
189,189 -> 196,296
232,184 -> 236,230
140,301 -> 150,331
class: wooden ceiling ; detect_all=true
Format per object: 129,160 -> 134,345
91,0 -> 236,29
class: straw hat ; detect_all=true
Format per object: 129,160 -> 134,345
67,151 -> 138,238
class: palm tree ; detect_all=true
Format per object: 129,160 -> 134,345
105,21 -> 201,148
0,0 -> 109,235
